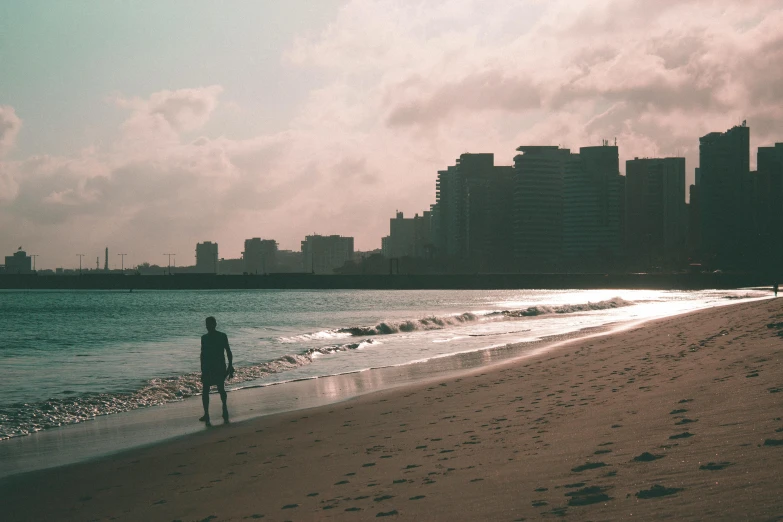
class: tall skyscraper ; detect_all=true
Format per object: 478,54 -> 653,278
195,241 -> 219,273
698,123 -> 751,266
432,153 -> 514,269
432,165 -> 461,259
513,146 -> 574,269
563,144 -> 624,268
625,157 -> 687,267
753,143 -> 783,266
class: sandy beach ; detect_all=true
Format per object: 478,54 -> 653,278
2,297 -> 782,521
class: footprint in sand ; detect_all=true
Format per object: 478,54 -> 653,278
376,510 -> 399,517
635,485 -> 683,499
570,462 -> 607,472
669,432 -> 694,439
565,486 -> 612,506
675,419 -> 698,425
763,439 -> 783,446
700,462 -> 732,470
632,452 -> 664,462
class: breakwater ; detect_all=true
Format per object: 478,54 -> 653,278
0,272 -> 772,290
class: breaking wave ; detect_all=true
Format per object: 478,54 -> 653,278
489,296 -> 633,317
0,339 -> 376,440
283,297 -> 633,341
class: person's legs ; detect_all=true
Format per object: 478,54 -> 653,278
200,382 -> 211,424
217,382 -> 229,422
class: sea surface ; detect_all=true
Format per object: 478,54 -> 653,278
0,288 -> 766,440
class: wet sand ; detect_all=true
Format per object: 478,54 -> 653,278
2,298 -> 782,521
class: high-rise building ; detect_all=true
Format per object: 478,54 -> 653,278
4,248 -> 32,274
432,164 -> 462,259
625,157 -> 687,267
243,238 -> 277,274
195,241 -> 219,273
698,123 -> 751,266
753,143 -> 783,265
513,146 -> 573,269
431,153 -> 514,269
563,144 -> 624,268
301,235 -> 353,274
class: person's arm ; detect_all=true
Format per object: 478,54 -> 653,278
225,334 -> 234,379
200,337 -> 205,372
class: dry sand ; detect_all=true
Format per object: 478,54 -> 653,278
2,298 -> 782,521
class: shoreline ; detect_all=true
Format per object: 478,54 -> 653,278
0,294 -> 771,480
2,297 -> 782,520
0,316 -> 624,480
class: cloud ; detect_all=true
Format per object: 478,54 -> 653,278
3,1 -> 783,268
0,106 -> 22,157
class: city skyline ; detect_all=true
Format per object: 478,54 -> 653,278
4,124 -> 783,272
2,1 -> 783,269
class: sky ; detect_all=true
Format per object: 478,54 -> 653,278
2,0 -> 783,270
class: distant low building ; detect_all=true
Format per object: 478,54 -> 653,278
195,241 -> 219,273
218,258 -> 244,275
381,211 -> 432,259
301,235 -> 354,274
243,238 -> 277,274
275,249 -> 304,273
4,249 -> 32,274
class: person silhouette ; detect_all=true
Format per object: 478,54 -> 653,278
199,316 -> 234,426
775,282 -> 779,297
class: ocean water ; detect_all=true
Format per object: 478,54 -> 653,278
0,288 -> 766,440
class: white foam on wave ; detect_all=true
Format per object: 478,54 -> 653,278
0,338 -> 378,440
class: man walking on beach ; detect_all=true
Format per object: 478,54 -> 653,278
200,316 -> 234,426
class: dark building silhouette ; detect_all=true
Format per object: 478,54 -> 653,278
275,249 -> 304,273
625,157 -> 687,268
4,248 -> 32,274
513,146 -> 572,270
217,258 -> 244,275
195,241 -> 219,273
301,234 -> 353,274
688,177 -> 701,259
432,153 -> 514,270
698,123 -> 751,267
243,238 -> 277,274
564,144 -> 624,269
752,143 -> 783,268
382,211 -> 432,259
513,144 -> 624,271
